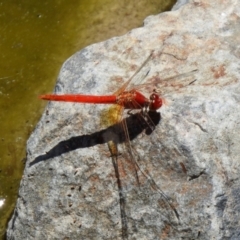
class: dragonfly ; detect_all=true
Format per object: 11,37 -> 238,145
40,51 -> 197,238
40,52 -> 162,114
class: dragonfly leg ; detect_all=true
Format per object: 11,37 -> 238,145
108,141 -> 129,239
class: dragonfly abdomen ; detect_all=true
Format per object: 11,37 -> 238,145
39,94 -> 117,104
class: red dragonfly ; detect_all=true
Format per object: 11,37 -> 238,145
40,52 -> 162,115
40,51 -> 197,237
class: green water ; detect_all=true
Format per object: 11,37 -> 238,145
0,0 -> 176,238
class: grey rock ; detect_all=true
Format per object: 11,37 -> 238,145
172,0 -> 189,10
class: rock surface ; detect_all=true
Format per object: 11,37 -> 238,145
7,0 -> 240,239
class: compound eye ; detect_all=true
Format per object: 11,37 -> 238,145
150,93 -> 156,101
149,93 -> 162,111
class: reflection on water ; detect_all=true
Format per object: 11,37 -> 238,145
0,199 -> 5,208
0,0 -> 176,238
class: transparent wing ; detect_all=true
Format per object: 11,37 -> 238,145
114,51 -> 154,95
118,49 -> 198,95
130,69 -> 198,95
153,69 -> 198,93
106,109 -> 179,230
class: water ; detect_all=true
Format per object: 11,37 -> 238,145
0,0 -> 176,238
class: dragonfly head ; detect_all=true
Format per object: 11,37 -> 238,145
149,92 -> 162,111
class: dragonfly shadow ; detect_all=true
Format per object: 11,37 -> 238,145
29,111 -> 161,167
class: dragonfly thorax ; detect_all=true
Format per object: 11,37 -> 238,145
116,90 -> 149,109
